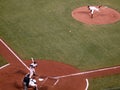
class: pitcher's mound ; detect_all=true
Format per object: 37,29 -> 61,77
72,6 -> 120,25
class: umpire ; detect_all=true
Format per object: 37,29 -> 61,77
23,74 -> 30,90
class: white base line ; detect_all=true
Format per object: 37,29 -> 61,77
85,79 -> 89,90
53,79 -> 60,86
54,65 -> 120,79
1,39 -> 119,90
0,39 -> 29,71
0,63 -> 10,70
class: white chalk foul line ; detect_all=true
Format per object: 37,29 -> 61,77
0,39 -> 89,89
85,79 -> 89,90
53,65 -> 120,90
54,65 -> 120,79
0,39 -> 29,71
0,63 -> 10,70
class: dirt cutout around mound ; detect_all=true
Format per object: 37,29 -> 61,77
72,6 -> 120,25
1,39 -> 120,90
0,39 -> 87,90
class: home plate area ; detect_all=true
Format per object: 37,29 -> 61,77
0,39 -> 87,90
1,39 -> 120,90
24,60 -> 88,90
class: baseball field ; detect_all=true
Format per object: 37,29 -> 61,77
0,0 -> 120,90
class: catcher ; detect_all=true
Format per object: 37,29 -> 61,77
23,73 -> 38,90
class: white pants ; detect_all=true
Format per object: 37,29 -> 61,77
29,79 -> 37,87
29,67 -> 35,78
89,6 -> 99,14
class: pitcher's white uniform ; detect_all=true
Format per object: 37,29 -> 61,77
88,6 -> 101,18
89,6 -> 99,14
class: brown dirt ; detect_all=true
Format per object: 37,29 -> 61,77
0,39 -> 87,90
1,39 -> 120,90
72,6 -> 120,25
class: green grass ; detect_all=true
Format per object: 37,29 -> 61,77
89,74 -> 120,90
0,55 -> 8,67
0,0 -> 120,89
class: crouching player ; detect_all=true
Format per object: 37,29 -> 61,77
23,74 -> 38,90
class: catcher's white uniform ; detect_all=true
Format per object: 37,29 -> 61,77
29,78 -> 38,90
29,78 -> 37,87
